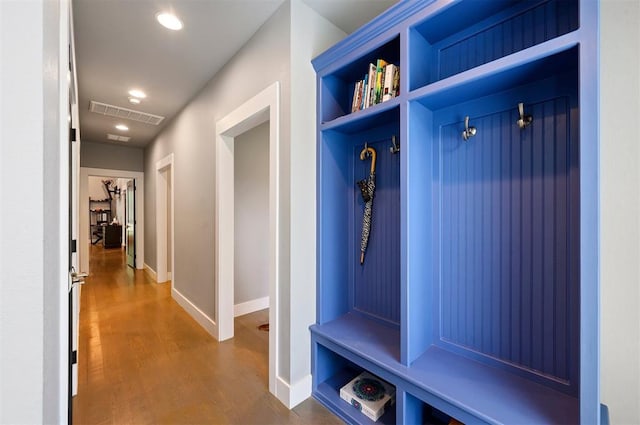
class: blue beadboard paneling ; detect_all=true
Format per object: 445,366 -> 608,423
438,96 -> 579,392
438,0 -> 578,81
410,0 -> 579,89
318,131 -> 354,324
353,137 -> 401,325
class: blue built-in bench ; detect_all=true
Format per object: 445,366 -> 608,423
311,0 -> 600,423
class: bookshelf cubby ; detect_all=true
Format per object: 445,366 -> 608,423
320,36 -> 400,123
408,0 -> 579,90
312,0 -> 599,423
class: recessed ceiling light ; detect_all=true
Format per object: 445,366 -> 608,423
115,124 -> 129,131
156,12 -> 183,31
128,96 -> 141,105
128,89 -> 146,99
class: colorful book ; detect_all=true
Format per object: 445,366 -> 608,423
364,63 -> 376,108
382,64 -> 397,102
351,80 -> 361,113
375,59 -> 388,104
392,65 -> 400,97
360,75 -> 368,110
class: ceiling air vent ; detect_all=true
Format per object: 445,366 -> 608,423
107,133 -> 131,142
90,101 -> 165,125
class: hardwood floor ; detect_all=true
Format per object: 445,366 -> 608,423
73,245 -> 341,425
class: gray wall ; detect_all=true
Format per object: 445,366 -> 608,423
144,2 -> 291,321
600,0 -> 640,422
234,122 -> 269,305
81,140 -> 144,171
0,0 -> 68,422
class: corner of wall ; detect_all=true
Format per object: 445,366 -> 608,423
600,1 -> 640,423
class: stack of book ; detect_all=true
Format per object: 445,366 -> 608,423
351,59 -> 400,113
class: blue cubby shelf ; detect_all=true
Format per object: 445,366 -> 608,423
312,0 -> 599,423
312,316 -> 579,424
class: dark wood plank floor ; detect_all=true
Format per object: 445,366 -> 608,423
73,245 -> 341,425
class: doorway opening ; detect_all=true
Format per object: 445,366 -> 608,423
155,154 -> 174,285
215,82 -> 280,397
125,179 -> 136,268
79,168 -> 144,275
234,122 -> 270,330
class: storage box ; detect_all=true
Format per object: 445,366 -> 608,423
340,372 -> 395,422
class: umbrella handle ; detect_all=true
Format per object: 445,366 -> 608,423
359,146 -> 377,174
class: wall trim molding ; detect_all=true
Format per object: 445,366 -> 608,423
234,296 -> 269,317
171,287 -> 218,338
276,375 -> 312,409
215,81 -> 280,398
155,153 -> 175,287
143,263 -> 157,280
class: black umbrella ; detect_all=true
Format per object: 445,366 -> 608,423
357,145 -> 377,264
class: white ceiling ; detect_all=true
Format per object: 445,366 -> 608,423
73,0 -> 398,148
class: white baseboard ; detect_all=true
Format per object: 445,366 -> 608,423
144,263 -> 157,280
171,287 -> 218,339
167,271 -> 172,280
276,374 -> 312,409
234,296 -> 269,317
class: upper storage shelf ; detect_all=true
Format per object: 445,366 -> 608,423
319,36 -> 400,123
408,0 -> 579,91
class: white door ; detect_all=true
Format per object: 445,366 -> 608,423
69,120 -> 81,398
68,34 -> 83,404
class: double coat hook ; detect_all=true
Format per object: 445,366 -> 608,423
460,103 -> 533,142
517,102 -> 533,129
462,116 -> 476,141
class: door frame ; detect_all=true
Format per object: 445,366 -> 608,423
215,82 -> 280,396
155,153 -> 175,285
125,180 -> 136,268
79,168 -> 144,273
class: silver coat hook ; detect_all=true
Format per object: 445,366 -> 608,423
517,102 -> 533,129
390,135 -> 399,154
462,116 -> 476,141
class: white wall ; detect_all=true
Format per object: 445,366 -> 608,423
114,178 -> 128,225
143,0 -> 346,405
144,1 -> 291,329
286,0 -> 346,399
600,1 -> 640,423
0,0 -> 69,423
234,122 -> 270,306
88,176 -> 111,200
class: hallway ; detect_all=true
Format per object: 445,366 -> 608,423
73,246 -> 340,424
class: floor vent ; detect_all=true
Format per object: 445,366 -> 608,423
90,100 -> 165,125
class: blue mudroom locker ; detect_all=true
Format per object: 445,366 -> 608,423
311,0 -> 599,423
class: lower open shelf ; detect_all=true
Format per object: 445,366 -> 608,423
315,367 -> 397,425
311,314 -> 579,424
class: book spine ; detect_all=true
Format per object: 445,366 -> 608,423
382,64 -> 396,102
364,63 -> 376,108
392,65 -> 400,97
375,59 -> 388,104
360,75 -> 367,110
351,81 -> 360,113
